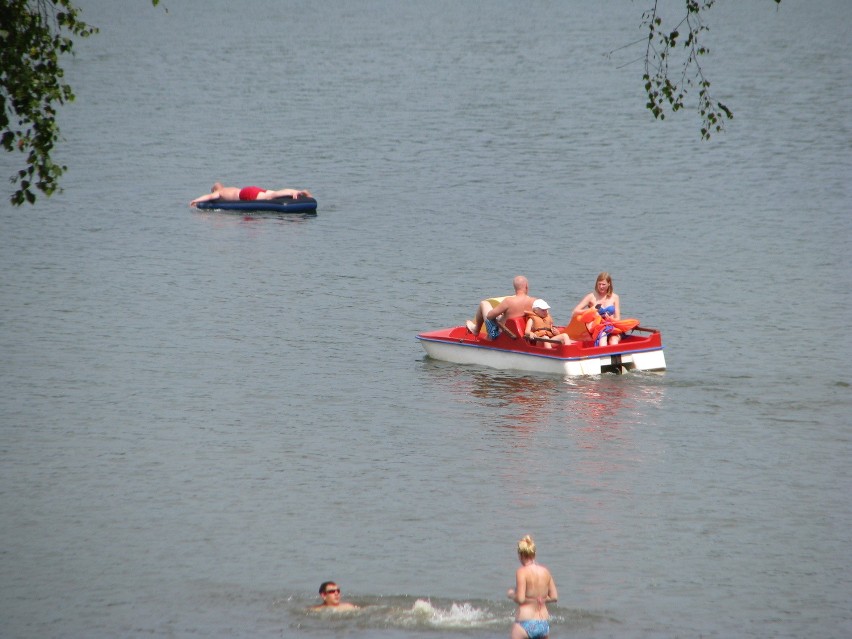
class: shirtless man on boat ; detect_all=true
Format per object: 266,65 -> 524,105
466,275 -> 534,339
189,182 -> 313,207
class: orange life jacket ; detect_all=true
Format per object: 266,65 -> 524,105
575,308 -> 640,345
524,311 -> 556,337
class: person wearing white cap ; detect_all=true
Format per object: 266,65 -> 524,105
524,299 -> 574,348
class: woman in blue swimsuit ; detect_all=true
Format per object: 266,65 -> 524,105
507,535 -> 558,639
572,272 -> 623,346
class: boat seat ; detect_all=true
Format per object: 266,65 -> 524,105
506,317 -> 526,337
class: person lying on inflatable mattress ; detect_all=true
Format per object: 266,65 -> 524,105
189,182 -> 312,207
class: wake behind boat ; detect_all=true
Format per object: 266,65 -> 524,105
417,316 -> 666,376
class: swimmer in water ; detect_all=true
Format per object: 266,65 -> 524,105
309,581 -> 359,611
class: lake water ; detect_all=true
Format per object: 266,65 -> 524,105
1,1 -> 850,638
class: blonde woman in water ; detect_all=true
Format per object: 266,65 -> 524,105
507,535 -> 558,639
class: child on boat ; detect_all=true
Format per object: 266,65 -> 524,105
524,300 -> 574,349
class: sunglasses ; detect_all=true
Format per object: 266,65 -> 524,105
324,588 -> 341,595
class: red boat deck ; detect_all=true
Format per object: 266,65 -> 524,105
419,316 -> 663,360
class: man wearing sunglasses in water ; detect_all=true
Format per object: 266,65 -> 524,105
310,581 -> 359,611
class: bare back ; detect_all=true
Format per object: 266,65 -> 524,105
496,293 -> 534,320
215,186 -> 242,200
514,563 -> 556,621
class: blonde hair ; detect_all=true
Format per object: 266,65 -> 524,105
596,272 -> 613,296
517,535 -> 536,559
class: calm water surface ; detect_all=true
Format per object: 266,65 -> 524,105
1,1 -> 850,638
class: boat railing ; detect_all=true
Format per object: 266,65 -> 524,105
632,325 -> 660,334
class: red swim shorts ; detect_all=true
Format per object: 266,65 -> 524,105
239,186 -> 266,200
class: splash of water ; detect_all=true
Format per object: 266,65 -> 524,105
408,598 -> 502,628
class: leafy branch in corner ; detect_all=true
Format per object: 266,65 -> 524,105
641,0 -> 781,140
0,0 -> 161,206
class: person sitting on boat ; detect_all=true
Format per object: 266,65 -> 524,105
571,272 -> 642,346
524,299 -> 574,349
572,272 -> 622,346
466,275 -> 534,340
189,182 -> 313,207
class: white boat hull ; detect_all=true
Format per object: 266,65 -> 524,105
417,324 -> 666,377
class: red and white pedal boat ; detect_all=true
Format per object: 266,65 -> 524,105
417,315 -> 666,376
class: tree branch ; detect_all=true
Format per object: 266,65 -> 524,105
641,0 -> 781,140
